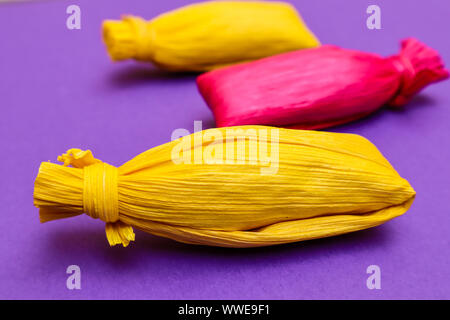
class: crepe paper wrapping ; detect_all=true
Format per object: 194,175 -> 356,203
102,1 -> 319,72
197,38 -> 449,130
33,126 -> 415,248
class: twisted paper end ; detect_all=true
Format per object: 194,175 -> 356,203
102,15 -> 155,62
34,149 -> 135,247
106,222 -> 135,247
389,38 -> 449,107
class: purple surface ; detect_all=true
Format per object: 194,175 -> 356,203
0,0 -> 449,300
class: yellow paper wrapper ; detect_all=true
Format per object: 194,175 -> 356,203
34,126 -> 415,248
102,1 -> 320,71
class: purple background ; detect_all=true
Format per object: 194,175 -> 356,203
0,0 -> 449,299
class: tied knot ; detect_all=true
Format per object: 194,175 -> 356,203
83,162 -> 119,223
127,16 -> 156,61
388,55 -> 417,107
392,55 -> 416,91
